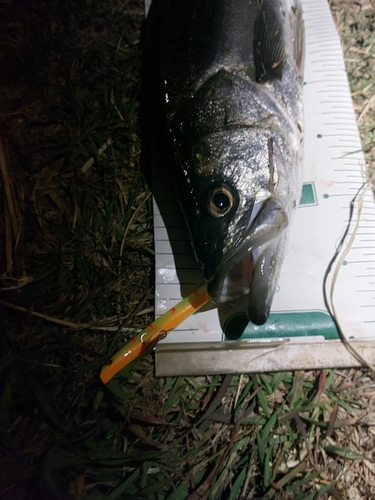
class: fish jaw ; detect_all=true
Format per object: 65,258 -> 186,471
207,197 -> 289,325
247,236 -> 288,325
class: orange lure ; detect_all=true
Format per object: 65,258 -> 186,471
100,284 -> 211,383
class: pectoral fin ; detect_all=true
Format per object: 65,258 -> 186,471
253,2 -> 286,83
290,0 -> 305,79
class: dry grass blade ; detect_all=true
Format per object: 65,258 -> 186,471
0,138 -> 19,277
0,139 -> 17,238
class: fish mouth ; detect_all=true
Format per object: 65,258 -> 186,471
207,197 -> 288,325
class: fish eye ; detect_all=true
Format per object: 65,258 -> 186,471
207,185 -> 234,218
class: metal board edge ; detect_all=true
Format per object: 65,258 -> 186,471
155,340 -> 375,376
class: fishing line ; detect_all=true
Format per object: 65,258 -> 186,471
323,174 -> 375,373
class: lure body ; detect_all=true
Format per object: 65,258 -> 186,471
100,285 -> 210,383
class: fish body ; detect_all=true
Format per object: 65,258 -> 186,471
148,0 -> 305,325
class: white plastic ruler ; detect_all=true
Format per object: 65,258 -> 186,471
148,0 -> 375,375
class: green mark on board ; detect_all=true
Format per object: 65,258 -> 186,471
299,182 -> 318,206
323,194 -> 329,199
317,134 -> 322,138
224,311 -> 338,341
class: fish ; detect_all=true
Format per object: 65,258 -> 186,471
147,0 -> 305,325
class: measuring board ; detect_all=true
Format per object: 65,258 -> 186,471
147,0 -> 375,376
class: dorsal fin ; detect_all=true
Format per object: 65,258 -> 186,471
253,2 -> 286,83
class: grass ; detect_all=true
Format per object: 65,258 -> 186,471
1,0 -> 375,499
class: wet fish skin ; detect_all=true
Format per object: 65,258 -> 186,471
149,0 -> 305,325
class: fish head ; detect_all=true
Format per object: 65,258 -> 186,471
174,125 -> 298,325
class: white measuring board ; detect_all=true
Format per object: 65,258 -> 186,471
148,0 -> 375,376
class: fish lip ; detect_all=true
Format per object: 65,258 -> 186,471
206,232 -> 258,303
207,197 -> 288,322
